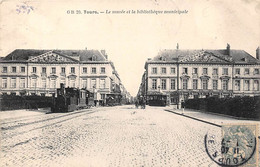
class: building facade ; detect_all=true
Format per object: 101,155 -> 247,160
139,44 -> 260,106
0,49 -> 130,104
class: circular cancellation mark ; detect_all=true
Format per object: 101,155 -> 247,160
204,125 -> 257,166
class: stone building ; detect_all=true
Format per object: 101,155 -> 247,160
139,44 -> 260,106
0,49 -> 130,104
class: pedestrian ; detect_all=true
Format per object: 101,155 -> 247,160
135,99 -> 139,109
141,97 -> 146,109
181,100 -> 185,114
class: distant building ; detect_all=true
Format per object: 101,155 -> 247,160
0,49 -> 131,104
139,44 -> 260,107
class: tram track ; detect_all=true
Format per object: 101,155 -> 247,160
1,113 -> 49,125
1,108 -> 98,140
1,110 -> 97,140
1,109 -> 93,131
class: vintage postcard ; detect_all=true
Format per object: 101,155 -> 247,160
0,0 -> 260,166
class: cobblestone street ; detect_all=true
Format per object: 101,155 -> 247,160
0,106 -> 259,167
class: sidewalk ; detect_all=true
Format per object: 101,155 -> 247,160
164,107 -> 260,137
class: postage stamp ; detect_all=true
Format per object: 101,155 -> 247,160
205,124 -> 258,167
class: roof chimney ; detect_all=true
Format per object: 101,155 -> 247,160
256,47 -> 259,60
226,43 -> 230,56
176,43 -> 179,50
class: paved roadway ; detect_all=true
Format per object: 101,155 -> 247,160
0,106 -> 258,167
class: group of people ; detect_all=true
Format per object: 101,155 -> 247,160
135,96 -> 146,109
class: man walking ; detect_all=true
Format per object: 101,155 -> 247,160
181,100 -> 185,114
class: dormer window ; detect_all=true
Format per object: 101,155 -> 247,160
72,52 -> 78,55
241,57 -> 247,62
92,55 -> 97,61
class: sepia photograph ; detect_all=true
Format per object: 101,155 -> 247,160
0,0 -> 260,166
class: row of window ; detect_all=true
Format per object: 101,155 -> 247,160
151,67 -> 260,75
1,66 -> 106,74
2,78 -> 26,88
152,67 -> 176,74
1,78 -> 107,89
2,92 -> 108,97
151,79 -> 260,91
2,66 -> 26,73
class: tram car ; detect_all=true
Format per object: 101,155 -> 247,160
51,84 -> 93,112
106,93 -> 122,106
147,94 -> 167,106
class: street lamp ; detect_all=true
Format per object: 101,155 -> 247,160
93,85 -> 98,106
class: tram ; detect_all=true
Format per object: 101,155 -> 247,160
106,93 -> 122,106
147,94 -> 167,106
51,84 -> 93,112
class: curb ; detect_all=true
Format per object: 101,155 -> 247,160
165,109 -> 260,139
183,108 -> 260,121
164,109 -> 222,128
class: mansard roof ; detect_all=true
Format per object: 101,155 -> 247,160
1,49 -> 107,62
150,49 -> 260,65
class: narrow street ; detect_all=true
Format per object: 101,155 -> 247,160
0,106 -> 257,167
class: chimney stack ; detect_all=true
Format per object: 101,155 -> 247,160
176,43 -> 179,50
256,47 -> 259,60
226,43 -> 230,56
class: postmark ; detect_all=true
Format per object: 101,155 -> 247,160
16,2 -> 34,14
205,124 -> 258,166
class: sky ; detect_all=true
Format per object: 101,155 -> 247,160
0,0 -> 260,96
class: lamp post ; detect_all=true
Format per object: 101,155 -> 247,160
93,85 -> 97,106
